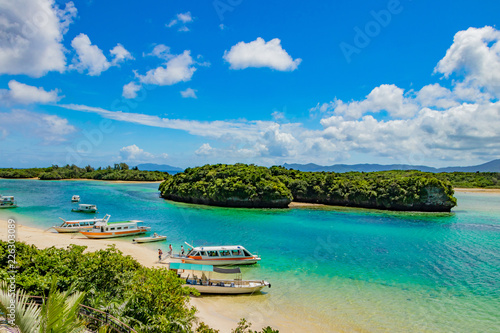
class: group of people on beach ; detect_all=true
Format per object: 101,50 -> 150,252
158,244 -> 185,261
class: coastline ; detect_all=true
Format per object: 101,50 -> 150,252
0,219 -> 238,332
0,177 -> 164,184
454,187 -> 500,193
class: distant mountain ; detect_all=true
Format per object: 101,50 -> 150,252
283,159 -> 500,173
136,163 -> 184,173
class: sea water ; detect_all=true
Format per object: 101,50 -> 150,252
1,179 -> 499,332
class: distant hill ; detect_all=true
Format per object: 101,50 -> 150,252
283,159 -> 500,173
136,163 -> 184,173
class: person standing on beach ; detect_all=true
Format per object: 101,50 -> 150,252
168,244 -> 173,256
158,249 -> 163,261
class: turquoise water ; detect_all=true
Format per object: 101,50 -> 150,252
1,179 -> 499,332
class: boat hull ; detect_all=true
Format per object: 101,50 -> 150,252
186,281 -> 269,294
0,205 -> 17,209
133,236 -> 167,243
80,229 -> 148,239
182,258 -> 261,266
71,209 -> 97,213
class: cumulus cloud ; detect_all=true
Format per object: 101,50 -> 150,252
166,12 -> 193,31
180,88 -> 197,98
0,80 -> 62,105
122,82 -> 141,99
70,33 -> 133,76
313,84 -> 419,119
435,26 -> 500,98
0,109 -> 75,143
0,0 -> 76,77
119,144 -> 167,162
139,50 -> 196,85
223,37 -> 302,71
195,143 -> 214,156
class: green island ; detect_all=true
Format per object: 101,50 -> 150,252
0,241 -> 277,333
158,164 -> 468,212
0,164 -> 169,182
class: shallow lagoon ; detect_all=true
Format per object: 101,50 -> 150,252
1,179 -> 499,332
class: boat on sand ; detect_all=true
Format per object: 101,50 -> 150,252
52,214 -> 110,233
133,233 -> 167,243
169,262 -> 271,294
80,217 -> 150,239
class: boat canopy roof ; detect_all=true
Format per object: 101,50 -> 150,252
192,245 -> 246,251
169,262 -> 241,274
79,204 -> 96,208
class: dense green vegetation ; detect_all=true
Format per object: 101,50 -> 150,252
0,241 -> 277,333
0,163 -> 169,181
159,164 -> 293,208
434,171 -> 500,188
271,167 -> 456,212
159,164 -> 458,212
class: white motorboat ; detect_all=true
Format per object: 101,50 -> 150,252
179,244 -> 261,266
52,214 -> 110,233
71,195 -> 80,202
133,233 -> 167,243
169,262 -> 271,295
80,217 -> 150,239
71,204 -> 98,213
0,195 -> 17,209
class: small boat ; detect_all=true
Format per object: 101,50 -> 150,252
169,262 -> 271,294
52,214 -> 110,233
80,218 -> 151,239
178,244 -> 261,266
133,233 -> 167,243
71,195 -> 80,202
71,204 -> 98,213
0,195 -> 17,209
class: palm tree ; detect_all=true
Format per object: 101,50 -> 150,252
0,280 -> 87,333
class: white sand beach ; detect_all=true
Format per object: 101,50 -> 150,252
0,219 -> 241,333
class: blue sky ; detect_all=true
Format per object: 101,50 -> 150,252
1,0 -> 500,168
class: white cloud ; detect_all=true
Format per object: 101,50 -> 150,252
119,144 -> 167,162
122,82 -> 141,99
195,143 -> 214,156
223,37 -> 302,71
139,50 -> 196,86
0,109 -> 75,143
110,43 -> 134,65
0,80 -> 62,105
70,33 -> 132,76
180,88 -> 197,98
166,12 -> 193,31
177,12 -> 193,23
316,84 -> 419,119
416,83 -> 459,109
435,26 -> 500,98
0,0 -> 76,77
145,44 -> 172,60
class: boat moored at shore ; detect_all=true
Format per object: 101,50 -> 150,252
133,233 -> 167,243
179,244 -> 261,266
169,262 -> 270,294
52,214 -> 110,233
80,217 -> 151,239
71,204 -> 98,213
